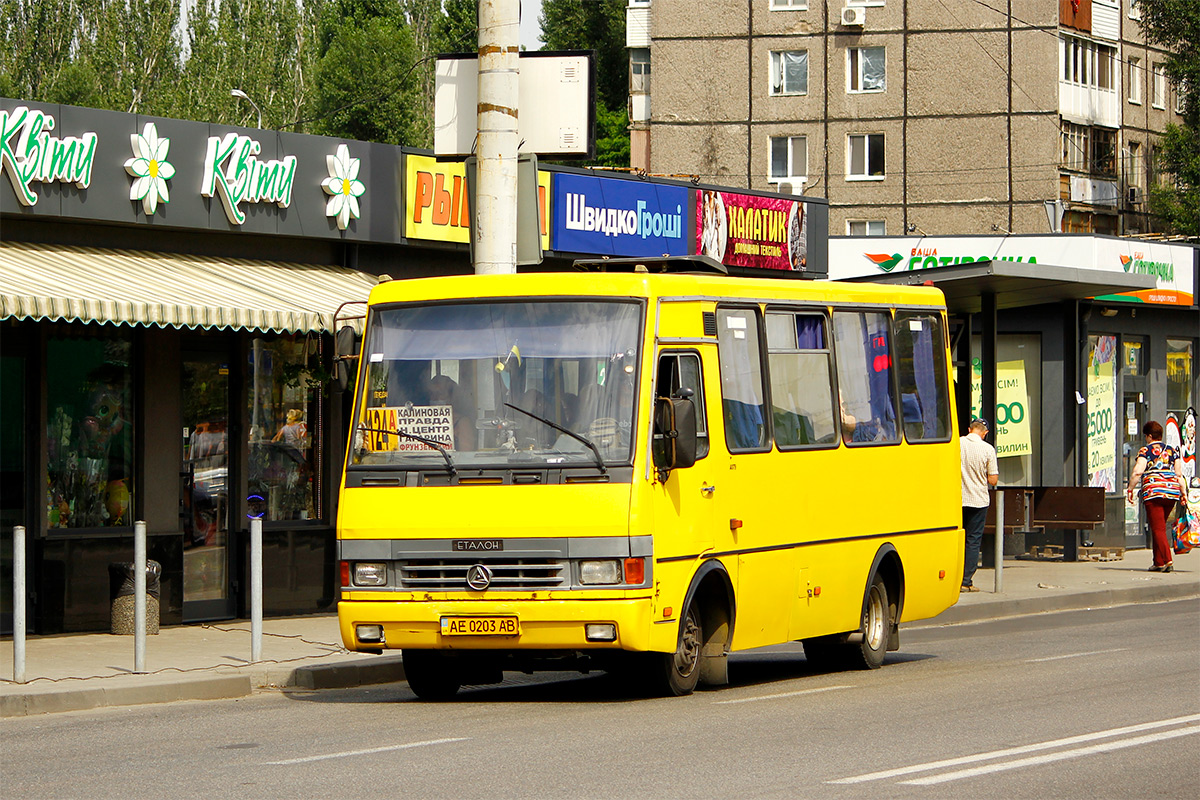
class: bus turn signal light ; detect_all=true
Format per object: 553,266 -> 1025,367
340,561 -> 350,588
624,557 -> 645,584
730,518 -> 743,530
939,570 -> 946,579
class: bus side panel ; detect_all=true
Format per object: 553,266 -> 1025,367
734,548 -> 799,650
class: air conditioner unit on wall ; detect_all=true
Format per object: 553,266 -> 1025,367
841,7 -> 866,26
1127,186 -> 1144,204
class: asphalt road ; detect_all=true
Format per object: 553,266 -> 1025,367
4,600 -> 1198,800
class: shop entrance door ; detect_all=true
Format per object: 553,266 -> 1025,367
1122,386 -> 1148,547
181,353 -> 236,621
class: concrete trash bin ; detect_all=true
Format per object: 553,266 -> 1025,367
109,560 -> 162,635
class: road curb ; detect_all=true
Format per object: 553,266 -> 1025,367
1,673 -> 252,718
917,582 -> 1199,627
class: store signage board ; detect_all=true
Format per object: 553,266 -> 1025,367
201,132 -> 298,224
696,189 -> 809,272
434,52 -> 593,159
551,172 -> 688,257
1,105 -> 97,205
828,235 -> 1196,306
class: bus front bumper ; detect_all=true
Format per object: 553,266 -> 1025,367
339,597 -> 656,652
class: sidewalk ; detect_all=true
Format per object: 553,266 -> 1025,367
2,547 -> 1196,717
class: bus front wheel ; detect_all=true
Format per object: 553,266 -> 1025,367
654,603 -> 703,696
403,649 -> 462,700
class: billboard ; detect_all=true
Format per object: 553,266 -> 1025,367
551,172 -> 689,257
697,189 -> 810,272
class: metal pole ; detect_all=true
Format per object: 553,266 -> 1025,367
250,517 -> 263,663
134,520 -> 147,673
474,0 -> 520,275
994,491 -> 1004,593
13,526 -> 25,684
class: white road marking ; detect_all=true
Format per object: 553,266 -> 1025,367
901,726 -> 1200,785
264,737 -> 470,765
1025,647 -> 1129,663
827,713 -> 1200,784
713,685 -> 851,705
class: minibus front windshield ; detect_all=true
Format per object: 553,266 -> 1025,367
350,300 -> 643,470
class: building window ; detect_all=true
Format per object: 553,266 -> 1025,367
1175,82 -> 1187,114
1092,128 -> 1117,175
1129,0 -> 1141,19
1167,339 -> 1194,425
1061,122 -> 1116,175
1062,37 -> 1116,90
769,50 -> 808,96
770,0 -> 808,8
769,135 -> 807,181
630,48 -> 649,93
846,0 -> 885,6
1152,63 -> 1166,108
248,336 -> 322,522
847,220 -> 886,235
848,47 -> 886,93
847,133 -> 885,179
46,333 -> 135,529
1127,140 -> 1142,190
1128,56 -> 1142,104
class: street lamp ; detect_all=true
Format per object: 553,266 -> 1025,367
230,88 -> 263,129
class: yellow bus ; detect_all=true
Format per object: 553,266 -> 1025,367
336,258 -> 962,698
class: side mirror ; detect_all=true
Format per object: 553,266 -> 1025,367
653,394 -> 698,476
333,325 -> 360,394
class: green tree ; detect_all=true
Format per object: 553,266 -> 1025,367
539,0 -> 629,167
1138,0 -> 1200,235
310,0 -> 424,146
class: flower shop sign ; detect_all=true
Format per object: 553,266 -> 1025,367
201,131 -> 297,225
0,106 -> 98,206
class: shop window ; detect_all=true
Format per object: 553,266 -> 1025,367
971,334 -> 1041,484
848,47 -> 886,93
46,334 -> 135,529
1167,339 -> 1194,417
893,312 -> 950,442
848,133 -> 885,180
717,308 -> 768,451
1086,335 -> 1118,491
248,337 -> 322,522
769,50 -> 808,96
833,311 -> 898,444
766,312 -> 837,448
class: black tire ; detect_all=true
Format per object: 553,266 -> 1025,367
844,575 -> 890,670
402,649 -> 462,700
653,602 -> 703,696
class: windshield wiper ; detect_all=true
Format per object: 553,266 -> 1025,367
503,402 -> 607,474
356,425 -> 456,475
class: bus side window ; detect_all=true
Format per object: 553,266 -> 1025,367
766,311 -> 837,447
656,352 -> 709,459
832,310 -> 900,445
894,312 -> 951,441
716,308 -> 768,451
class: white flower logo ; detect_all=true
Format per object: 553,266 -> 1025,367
124,122 -> 175,215
322,144 -> 365,230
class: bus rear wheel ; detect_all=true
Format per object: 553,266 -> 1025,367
403,649 -> 462,700
845,575 -> 890,670
654,602 -> 703,696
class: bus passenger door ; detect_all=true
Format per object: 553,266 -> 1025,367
651,350 -> 719,563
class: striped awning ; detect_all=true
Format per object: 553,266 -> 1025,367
0,241 -> 379,334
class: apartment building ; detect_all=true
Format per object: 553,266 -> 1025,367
626,0 -> 1183,236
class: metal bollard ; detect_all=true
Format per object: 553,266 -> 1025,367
134,520 -> 147,673
251,517 -> 262,663
994,491 -> 1004,593
13,525 -> 25,684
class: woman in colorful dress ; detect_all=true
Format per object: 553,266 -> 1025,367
1126,420 -> 1188,572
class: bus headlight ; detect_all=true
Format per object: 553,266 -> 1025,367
580,560 -> 621,585
353,562 -> 388,586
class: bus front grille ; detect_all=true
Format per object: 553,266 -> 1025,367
398,559 -> 566,590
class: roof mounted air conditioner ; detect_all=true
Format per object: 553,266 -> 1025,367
841,7 -> 866,26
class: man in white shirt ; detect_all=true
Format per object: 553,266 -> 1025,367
960,418 -> 999,592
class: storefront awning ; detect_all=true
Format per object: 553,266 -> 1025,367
843,259 -> 1160,314
0,241 -> 379,334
